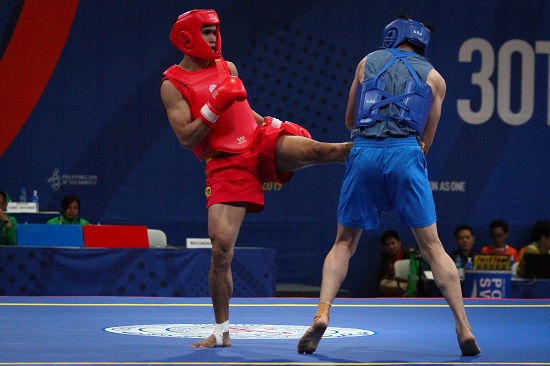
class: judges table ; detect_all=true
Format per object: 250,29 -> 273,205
426,270 -> 550,299
510,278 -> 550,299
0,247 -> 276,297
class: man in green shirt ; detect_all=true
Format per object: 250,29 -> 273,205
46,194 -> 90,225
0,190 -> 17,246
517,220 -> 550,278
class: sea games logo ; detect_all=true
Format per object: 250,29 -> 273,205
47,168 -> 98,191
104,323 -> 375,339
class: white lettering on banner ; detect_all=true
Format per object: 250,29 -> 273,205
497,40 -> 534,125
477,276 -> 505,299
47,168 -> 99,191
429,181 -> 466,192
457,38 -> 550,126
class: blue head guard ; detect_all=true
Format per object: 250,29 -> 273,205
382,18 -> 430,56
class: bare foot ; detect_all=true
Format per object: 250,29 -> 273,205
297,314 -> 328,354
191,332 -> 231,348
459,337 -> 481,356
456,325 -> 480,356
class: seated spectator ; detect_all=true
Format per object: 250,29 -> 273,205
377,230 -> 414,297
0,190 -> 17,246
47,194 -> 90,225
517,220 -> 550,278
481,219 -> 519,262
450,225 -> 479,268
518,220 -> 547,260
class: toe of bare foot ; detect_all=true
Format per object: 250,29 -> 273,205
460,338 -> 481,356
297,321 -> 328,354
297,332 -> 316,354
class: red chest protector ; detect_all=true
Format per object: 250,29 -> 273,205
162,59 -> 258,160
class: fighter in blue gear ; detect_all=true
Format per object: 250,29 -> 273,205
355,17 -> 433,136
298,15 -> 481,357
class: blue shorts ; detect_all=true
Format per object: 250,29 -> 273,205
337,136 -> 436,230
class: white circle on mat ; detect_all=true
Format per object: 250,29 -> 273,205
104,324 -> 376,339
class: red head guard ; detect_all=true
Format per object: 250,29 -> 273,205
169,9 -> 221,61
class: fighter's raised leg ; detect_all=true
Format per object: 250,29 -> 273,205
274,135 -> 352,172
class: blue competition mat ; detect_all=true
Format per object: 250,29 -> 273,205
0,297 -> 549,365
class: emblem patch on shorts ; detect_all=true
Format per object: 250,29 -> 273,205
104,323 -> 376,339
205,186 -> 211,197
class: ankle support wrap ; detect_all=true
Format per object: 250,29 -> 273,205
213,320 -> 229,346
313,302 -> 332,322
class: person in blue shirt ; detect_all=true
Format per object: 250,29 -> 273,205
47,194 -> 90,225
297,15 -> 480,356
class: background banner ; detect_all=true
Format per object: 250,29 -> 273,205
1,0 -> 548,296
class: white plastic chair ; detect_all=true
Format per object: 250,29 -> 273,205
394,259 -> 410,280
511,262 -> 519,276
147,229 -> 168,248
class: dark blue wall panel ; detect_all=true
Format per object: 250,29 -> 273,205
1,0 -> 549,296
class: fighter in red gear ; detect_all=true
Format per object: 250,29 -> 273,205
161,9 -> 353,348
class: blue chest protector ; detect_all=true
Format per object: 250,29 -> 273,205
354,49 -> 433,136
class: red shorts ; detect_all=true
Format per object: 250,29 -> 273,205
204,124 -> 293,213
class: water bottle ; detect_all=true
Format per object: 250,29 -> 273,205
465,257 -> 473,269
32,190 -> 39,211
454,255 -> 462,269
19,187 -> 27,202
